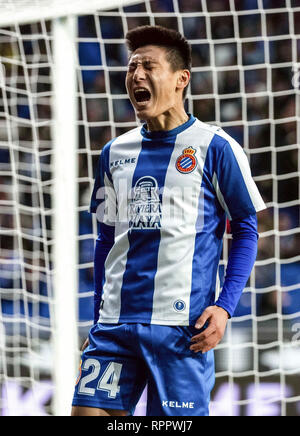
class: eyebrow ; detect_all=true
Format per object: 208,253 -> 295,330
128,58 -> 159,66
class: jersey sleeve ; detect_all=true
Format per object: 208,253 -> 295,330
90,140 -> 117,226
212,134 -> 266,221
93,222 -> 115,324
214,214 -> 258,317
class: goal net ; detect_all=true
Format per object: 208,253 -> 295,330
0,0 -> 300,416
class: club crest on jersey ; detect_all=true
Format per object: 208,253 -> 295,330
129,176 -> 162,230
176,147 -> 198,174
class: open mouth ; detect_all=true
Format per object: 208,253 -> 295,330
133,88 -> 151,104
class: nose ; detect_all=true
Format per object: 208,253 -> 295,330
133,64 -> 146,82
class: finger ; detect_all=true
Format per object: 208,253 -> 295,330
190,346 -> 211,354
190,342 -> 213,353
194,310 -> 211,330
191,324 -> 216,343
190,330 -> 222,353
190,336 -> 217,353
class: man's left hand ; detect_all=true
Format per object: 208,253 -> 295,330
190,305 -> 229,353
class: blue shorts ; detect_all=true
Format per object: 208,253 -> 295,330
72,323 -> 215,416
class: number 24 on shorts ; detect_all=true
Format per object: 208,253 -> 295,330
76,358 -> 123,399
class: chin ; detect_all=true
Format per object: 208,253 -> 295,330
135,108 -> 153,121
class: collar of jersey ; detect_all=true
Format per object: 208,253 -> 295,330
141,113 -> 196,140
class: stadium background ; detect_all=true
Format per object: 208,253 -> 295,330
0,0 -> 300,415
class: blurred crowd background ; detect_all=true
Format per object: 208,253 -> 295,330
0,0 -> 300,333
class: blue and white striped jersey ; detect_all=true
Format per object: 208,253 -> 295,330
90,115 -> 265,326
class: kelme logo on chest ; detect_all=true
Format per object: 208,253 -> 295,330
110,157 -> 136,168
175,147 -> 198,174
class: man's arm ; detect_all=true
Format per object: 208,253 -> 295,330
190,214 -> 258,353
81,222 -> 115,351
93,222 -> 115,325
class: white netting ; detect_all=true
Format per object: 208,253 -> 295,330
0,0 -> 300,416
0,0 -> 142,26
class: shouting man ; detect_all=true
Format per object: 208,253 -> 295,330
72,25 -> 265,417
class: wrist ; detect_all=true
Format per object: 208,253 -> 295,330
214,304 -> 231,319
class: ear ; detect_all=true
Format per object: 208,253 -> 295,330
176,69 -> 190,92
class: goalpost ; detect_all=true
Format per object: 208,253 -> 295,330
0,0 -> 300,416
0,0 -> 142,417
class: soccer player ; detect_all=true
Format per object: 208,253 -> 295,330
71,25 -> 265,416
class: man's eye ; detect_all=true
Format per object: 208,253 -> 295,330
144,62 -> 153,69
128,64 -> 136,71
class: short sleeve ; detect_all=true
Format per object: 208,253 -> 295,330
211,134 -> 266,221
90,140 -> 117,226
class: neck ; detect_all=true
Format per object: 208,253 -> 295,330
146,107 -> 189,132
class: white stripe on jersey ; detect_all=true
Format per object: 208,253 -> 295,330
212,172 -> 232,220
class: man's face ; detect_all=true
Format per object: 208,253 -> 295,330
126,45 -> 182,121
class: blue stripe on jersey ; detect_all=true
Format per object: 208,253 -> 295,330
213,135 -> 257,220
119,135 -> 176,323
